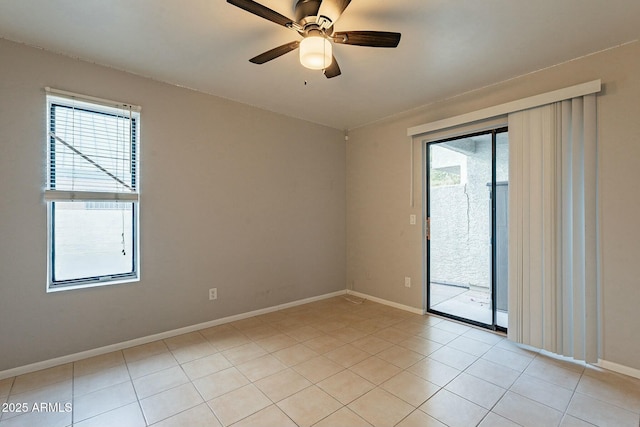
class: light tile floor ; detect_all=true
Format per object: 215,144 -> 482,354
1,297 -> 639,426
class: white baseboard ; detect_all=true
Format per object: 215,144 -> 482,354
346,290 -> 424,315
0,290 -> 346,380
8,287 -> 638,384
597,359 -> 640,380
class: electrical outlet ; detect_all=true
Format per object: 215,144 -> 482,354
209,288 -> 217,300
404,277 -> 411,288
409,214 -> 417,225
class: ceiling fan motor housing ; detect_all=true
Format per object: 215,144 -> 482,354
294,0 -> 322,25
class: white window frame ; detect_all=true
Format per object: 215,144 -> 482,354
45,88 -> 141,291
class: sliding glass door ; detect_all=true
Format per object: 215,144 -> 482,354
426,128 -> 508,331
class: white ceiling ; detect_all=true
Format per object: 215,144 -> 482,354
1,0 -> 639,130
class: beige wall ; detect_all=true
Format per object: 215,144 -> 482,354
347,42 -> 640,370
0,39 -> 346,371
2,36 -> 639,374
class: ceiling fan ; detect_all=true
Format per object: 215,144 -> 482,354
227,0 -> 401,78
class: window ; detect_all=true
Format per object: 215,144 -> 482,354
45,89 -> 140,290
429,145 -> 467,187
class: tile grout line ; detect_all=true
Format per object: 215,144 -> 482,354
6,299 -> 639,427
0,377 -> 16,422
119,349 -> 148,427
168,354 -> 220,427
179,334 -> 240,427
70,362 -> 75,426
475,350 -> 531,427
424,337 -> 505,426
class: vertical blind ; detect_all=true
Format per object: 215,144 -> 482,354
507,95 -> 598,362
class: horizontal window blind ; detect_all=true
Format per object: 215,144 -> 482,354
45,91 -> 140,201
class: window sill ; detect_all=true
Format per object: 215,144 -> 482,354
47,276 -> 139,293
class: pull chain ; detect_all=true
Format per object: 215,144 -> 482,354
121,219 -> 126,255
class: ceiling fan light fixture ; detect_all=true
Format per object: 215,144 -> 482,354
299,35 -> 332,70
